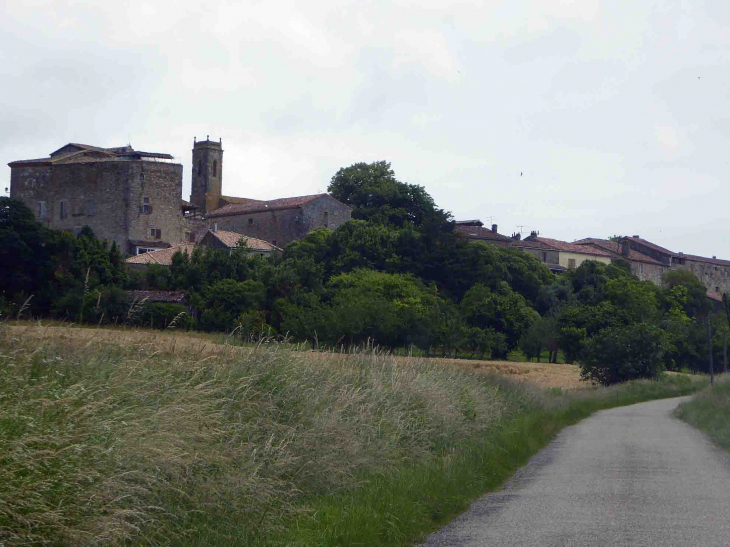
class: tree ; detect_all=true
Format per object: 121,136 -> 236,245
580,323 -> 668,385
328,161 -> 450,228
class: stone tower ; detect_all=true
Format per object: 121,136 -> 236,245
190,136 -> 223,216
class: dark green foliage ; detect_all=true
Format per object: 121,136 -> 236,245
580,323 -> 668,385
140,303 -> 193,330
328,161 -> 450,228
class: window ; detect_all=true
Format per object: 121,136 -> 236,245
150,228 -> 161,239
136,247 -> 160,255
716,286 -> 720,293
272,240 -> 277,247
37,201 -> 46,218
568,258 -> 576,269
542,252 -> 547,262
639,263 -> 644,274
213,160 -> 217,177
323,211 -> 329,227
59,200 -> 66,219
213,222 -> 218,232
87,199 -> 95,216
248,218 -> 253,226
141,197 -> 151,214
198,159 -> 202,176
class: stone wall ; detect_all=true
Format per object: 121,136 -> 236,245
679,260 -> 730,294
210,195 -> 351,247
10,160 -> 184,254
630,261 -> 667,285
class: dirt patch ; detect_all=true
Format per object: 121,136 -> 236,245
5,324 -> 586,389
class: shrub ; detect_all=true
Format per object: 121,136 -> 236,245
580,323 -> 668,385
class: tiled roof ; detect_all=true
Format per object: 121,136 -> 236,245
707,291 -> 723,303
207,193 -> 329,218
206,230 -> 281,251
680,253 -> 730,267
514,236 -> 614,257
454,219 -> 484,226
126,290 -> 187,303
624,236 -> 677,257
455,225 -> 512,242
125,243 -> 196,265
219,196 -> 264,206
10,143 -> 173,166
573,238 -> 665,266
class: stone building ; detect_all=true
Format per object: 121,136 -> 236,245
619,236 -> 730,294
205,194 -> 351,248
573,238 -> 668,284
9,137 -> 351,254
9,143 -> 188,255
510,232 -> 613,272
454,220 -> 513,248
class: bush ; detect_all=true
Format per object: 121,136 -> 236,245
580,323 -> 668,385
140,303 -> 193,330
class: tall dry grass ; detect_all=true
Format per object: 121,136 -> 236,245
0,325 -> 542,545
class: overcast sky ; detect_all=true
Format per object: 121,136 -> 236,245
3,0 -> 729,257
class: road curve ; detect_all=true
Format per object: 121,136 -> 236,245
421,397 -> 730,546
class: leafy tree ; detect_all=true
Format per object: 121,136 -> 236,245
661,270 -> 711,318
328,161 -> 450,228
580,323 -> 668,385
460,282 -> 537,351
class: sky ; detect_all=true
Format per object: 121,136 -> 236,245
2,0 -> 730,258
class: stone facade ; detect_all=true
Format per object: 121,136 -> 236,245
208,194 -> 351,248
621,236 -> 730,293
189,138 -> 224,216
9,146 -> 185,254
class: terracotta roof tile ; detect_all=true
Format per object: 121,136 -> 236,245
573,238 -> 665,266
207,194 -> 329,218
207,230 -> 282,251
513,236 -> 614,257
707,291 -> 723,303
125,243 -> 196,265
455,225 -> 512,242
624,236 -> 677,257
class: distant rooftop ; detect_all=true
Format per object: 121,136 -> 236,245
9,142 -> 175,167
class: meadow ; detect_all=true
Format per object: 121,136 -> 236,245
676,374 -> 730,451
0,324 -> 706,546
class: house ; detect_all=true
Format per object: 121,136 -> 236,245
573,238 -> 668,283
454,220 -> 513,248
198,229 -> 282,256
510,232 -> 613,272
124,243 -> 197,271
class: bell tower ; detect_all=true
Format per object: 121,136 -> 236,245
190,136 -> 223,216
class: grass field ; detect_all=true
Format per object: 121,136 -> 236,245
676,374 -> 730,451
7,323 -> 586,389
0,324 -> 707,546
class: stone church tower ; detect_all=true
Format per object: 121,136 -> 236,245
190,136 -> 223,216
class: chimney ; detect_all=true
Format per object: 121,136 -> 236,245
491,224 -> 498,233
713,256 -> 717,259
621,239 -> 630,257
632,235 -> 640,238
512,232 -> 521,241
530,230 -> 538,238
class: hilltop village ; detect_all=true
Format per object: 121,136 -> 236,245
8,137 -> 730,298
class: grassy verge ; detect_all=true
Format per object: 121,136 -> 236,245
675,374 -> 730,451
0,326 -> 706,546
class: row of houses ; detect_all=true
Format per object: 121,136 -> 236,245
454,220 -> 730,298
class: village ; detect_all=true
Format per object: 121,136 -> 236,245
8,138 -> 730,304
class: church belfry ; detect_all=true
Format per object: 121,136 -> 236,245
190,136 -> 223,216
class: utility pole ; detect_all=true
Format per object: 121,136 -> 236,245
707,315 -> 715,385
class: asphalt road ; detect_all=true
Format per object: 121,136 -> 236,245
421,397 -> 730,546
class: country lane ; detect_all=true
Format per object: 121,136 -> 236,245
421,397 -> 730,546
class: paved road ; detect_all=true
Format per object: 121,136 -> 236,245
421,397 -> 730,546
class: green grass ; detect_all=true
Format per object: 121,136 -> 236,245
676,374 -> 730,451
0,325 -> 707,546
